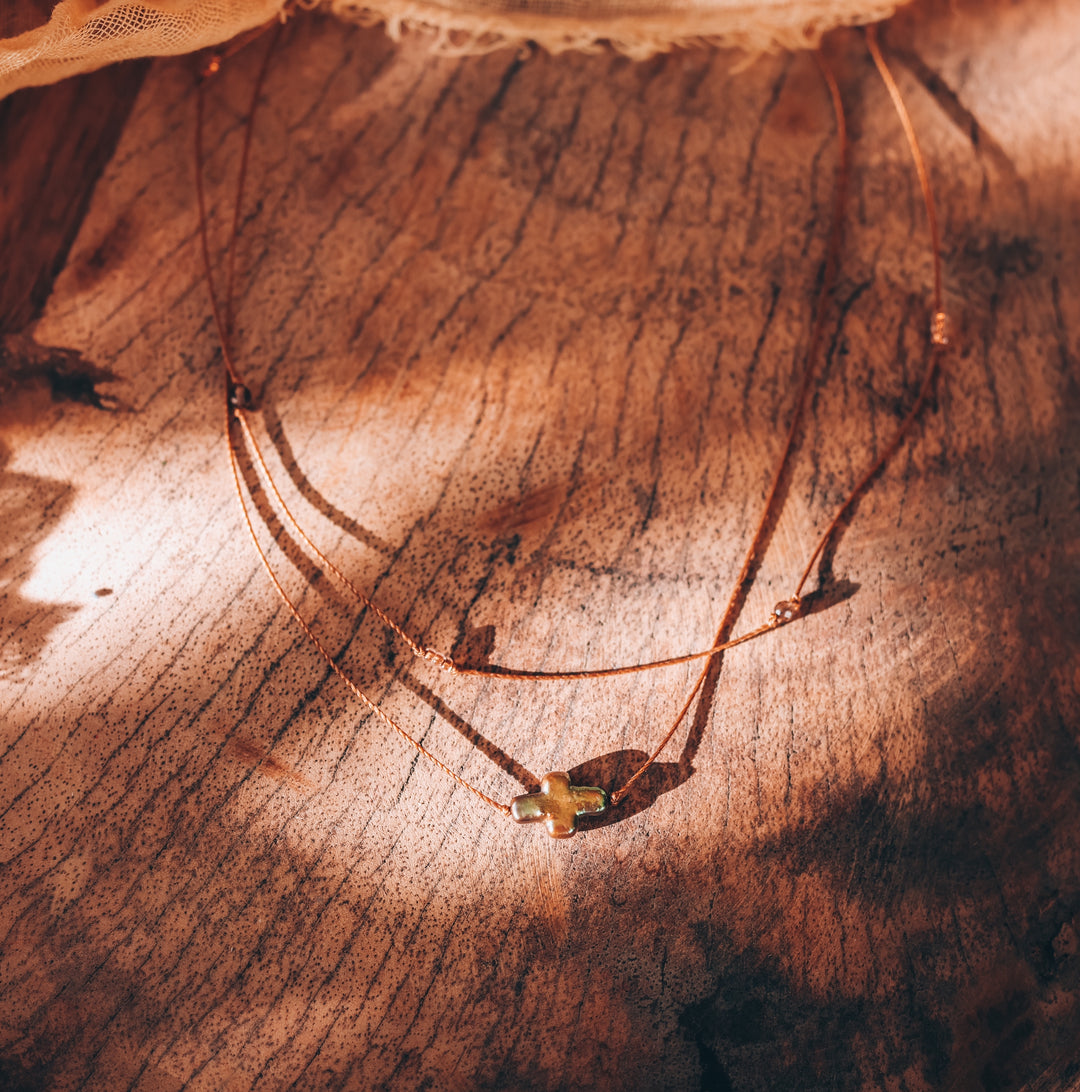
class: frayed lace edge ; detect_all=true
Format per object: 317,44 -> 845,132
0,0 -> 904,100
331,0 -> 903,58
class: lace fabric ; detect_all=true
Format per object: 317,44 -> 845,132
0,0 -> 905,98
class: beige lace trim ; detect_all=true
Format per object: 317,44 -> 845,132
0,0 -> 905,99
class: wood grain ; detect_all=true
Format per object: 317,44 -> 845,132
1,1 -> 1079,1088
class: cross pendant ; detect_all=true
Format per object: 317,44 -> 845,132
510,772 -> 608,838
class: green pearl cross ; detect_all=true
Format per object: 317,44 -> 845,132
510,772 -> 608,838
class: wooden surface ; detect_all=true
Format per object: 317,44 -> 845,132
2,2 -> 1079,1089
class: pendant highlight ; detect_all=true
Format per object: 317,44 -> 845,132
510,772 -> 608,838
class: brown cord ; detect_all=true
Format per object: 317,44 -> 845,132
223,24 -> 283,337
196,30 -> 832,690
453,622 -> 775,680
464,28 -> 949,686
791,22 -> 949,602
196,31 -> 510,816
611,29 -> 952,804
866,23 -> 945,321
225,433 -> 511,815
195,82 -> 240,388
198,29 -> 949,823
194,33 -> 788,686
610,49 -> 849,804
231,409 -> 437,660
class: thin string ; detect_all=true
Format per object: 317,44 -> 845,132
196,20 -> 278,380
231,409 -> 438,661
453,623 -> 775,680
466,27 -> 948,684
202,25 -> 466,662
197,32 -> 509,816
206,43 -> 847,812
612,28 -> 953,804
865,22 -> 945,319
195,79 -> 241,387
792,22 -> 949,600
190,34 -> 828,686
223,23 -> 283,337
610,48 -> 849,805
200,29 -> 430,663
226,436 -> 511,815
192,29 -> 782,684
198,29 -> 948,821
238,401 -> 777,680
199,22 -> 468,671
189,33 -> 820,688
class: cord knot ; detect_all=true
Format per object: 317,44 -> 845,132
424,648 -> 456,673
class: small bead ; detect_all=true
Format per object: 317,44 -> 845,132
771,597 -> 801,626
229,383 -> 253,409
930,311 -> 949,347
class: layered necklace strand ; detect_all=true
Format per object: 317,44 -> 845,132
195,22 -> 949,837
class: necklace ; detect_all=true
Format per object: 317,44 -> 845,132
194,20 -> 949,838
